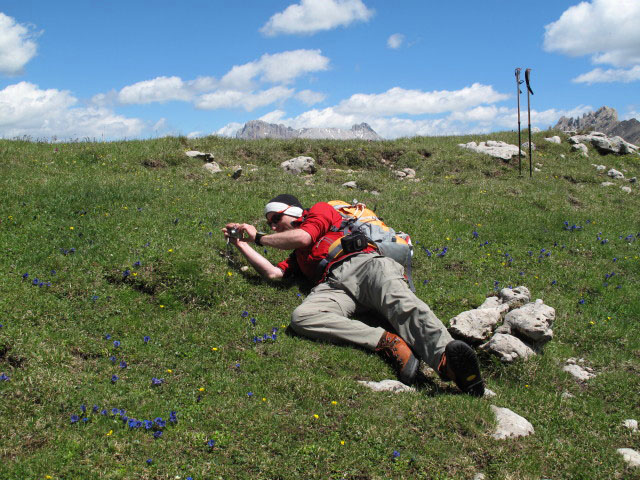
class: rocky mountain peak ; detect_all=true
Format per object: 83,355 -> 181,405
235,120 -> 382,141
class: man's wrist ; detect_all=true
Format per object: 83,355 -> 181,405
255,232 -> 264,246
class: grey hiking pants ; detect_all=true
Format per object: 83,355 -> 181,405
290,253 -> 453,369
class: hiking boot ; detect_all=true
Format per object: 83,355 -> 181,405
375,331 -> 419,385
438,340 -> 484,396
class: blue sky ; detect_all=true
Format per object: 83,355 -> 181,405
1,0 -> 639,140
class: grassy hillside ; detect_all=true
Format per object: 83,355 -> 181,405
1,132 -> 639,479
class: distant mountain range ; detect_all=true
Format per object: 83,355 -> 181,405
235,120 -> 383,141
554,106 -> 640,145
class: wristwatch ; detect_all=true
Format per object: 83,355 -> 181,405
254,232 -> 264,246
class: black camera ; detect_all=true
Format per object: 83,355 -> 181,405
228,227 -> 242,239
340,232 -> 368,254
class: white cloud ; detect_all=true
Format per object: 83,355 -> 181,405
117,76 -> 218,104
0,13 -> 38,75
573,66 -> 640,84
195,86 -> 294,111
261,0 -> 373,36
220,50 -> 329,90
295,89 -> 326,105
335,84 -> 509,116
387,33 -> 404,49
214,122 -> 244,137
544,0 -> 640,68
0,82 -> 145,139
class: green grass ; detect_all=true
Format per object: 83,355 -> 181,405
1,133 -> 639,479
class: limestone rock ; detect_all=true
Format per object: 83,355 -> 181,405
592,164 -> 607,171
458,141 -> 524,161
202,162 -> 222,174
522,142 -> 536,151
280,156 -> 316,175
490,405 -> 535,440
555,106 -> 619,135
622,419 -> 638,432
503,299 -> 554,345
236,119 -> 383,140
601,181 -> 615,187
544,136 -> 561,144
342,181 -> 358,189
563,362 -> 596,382
480,333 -> 535,362
617,448 -> 640,468
621,186 -> 632,193
608,168 -> 624,179
483,388 -> 497,398
571,143 -> 589,156
448,308 -> 504,343
499,286 -> 531,308
393,168 -> 416,180
185,150 -> 215,161
478,296 -> 510,315
357,379 -> 415,393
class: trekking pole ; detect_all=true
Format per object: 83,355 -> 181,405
515,68 -> 523,176
525,68 -> 534,177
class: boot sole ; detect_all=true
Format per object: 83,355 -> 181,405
399,354 -> 419,385
445,340 -> 484,396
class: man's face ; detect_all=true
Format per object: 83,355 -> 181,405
266,212 -> 297,232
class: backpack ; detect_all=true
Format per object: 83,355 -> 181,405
319,200 -> 416,290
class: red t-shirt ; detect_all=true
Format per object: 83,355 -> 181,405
276,202 -> 376,283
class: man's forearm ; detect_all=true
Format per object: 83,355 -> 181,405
235,242 -> 283,279
259,228 -> 312,250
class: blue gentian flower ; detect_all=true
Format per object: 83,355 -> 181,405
113,340 -> 120,348
155,417 -> 166,428
153,430 -> 163,439
122,269 -> 130,278
578,299 -> 585,305
109,356 -> 116,363
143,336 -> 150,343
105,334 -> 111,340
250,317 -> 256,326
70,415 -> 79,423
22,273 -> 28,279
247,392 -> 253,397
392,450 -> 400,459
472,230 -> 479,239
241,310 -> 249,318
119,361 -> 127,369
32,278 -> 39,285
151,377 -> 163,386
146,459 -> 152,465
112,408 -> 119,415
144,420 -> 153,429
81,405 -> 86,413
207,439 -> 215,447
1,372 -> 12,381
111,374 -> 119,383
133,261 -> 141,267
101,409 -> 107,415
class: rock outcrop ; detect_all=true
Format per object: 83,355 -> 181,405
554,106 -> 640,145
235,120 -> 383,141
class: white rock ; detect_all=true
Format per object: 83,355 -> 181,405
480,333 -> 535,363
503,299 -> 555,345
617,448 -> 640,468
483,388 -> 497,398
561,391 -> 575,399
472,474 -> 486,480
544,136 -> 561,144
563,364 -> 596,381
491,405 -> 535,440
240,266 -> 249,272
357,379 -> 415,393
478,296 -> 509,315
608,168 -> 624,179
342,181 -> 358,189
280,156 -> 316,175
522,142 -> 536,151
622,419 -> 638,432
499,286 -> 531,308
202,162 -> 222,174
601,181 -> 615,186
449,308 -> 504,343
621,186 -> 632,193
458,141 -> 524,161
185,150 -> 215,161
571,143 -> 589,156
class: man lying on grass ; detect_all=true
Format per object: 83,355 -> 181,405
223,194 -> 484,396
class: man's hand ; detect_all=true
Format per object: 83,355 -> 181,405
223,223 -> 258,245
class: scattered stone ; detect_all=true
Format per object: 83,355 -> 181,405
544,136 -> 561,144
458,141 -> 525,161
571,143 -> 589,156
370,190 -> 380,196
231,166 -> 242,179
491,405 -> 535,440
601,182 -> 615,187
608,168 -> 625,179
499,286 -> 531,308
472,474 -> 486,480
240,266 -> 249,272
478,296 -> 509,315
522,142 -> 536,151
357,379 -> 415,393
563,361 -> 596,382
617,448 -> 640,468
449,307 -> 504,343
185,150 -> 215,161
280,156 -> 316,175
532,127 -> 541,133
342,181 -> 358,189
534,167 -> 541,172
621,186 -> 632,193
561,391 -> 575,400
480,333 -> 535,363
202,162 -> 222,174
502,299 -> 555,346
622,419 -> 638,432
483,388 -> 497,398
560,154 -> 566,159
